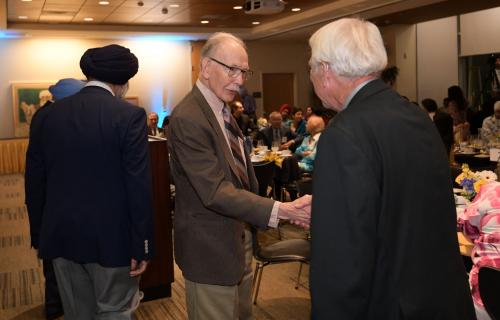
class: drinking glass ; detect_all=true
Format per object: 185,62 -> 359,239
271,140 -> 280,153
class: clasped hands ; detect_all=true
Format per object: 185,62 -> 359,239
277,194 -> 312,229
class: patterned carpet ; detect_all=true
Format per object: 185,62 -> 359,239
0,174 -> 310,320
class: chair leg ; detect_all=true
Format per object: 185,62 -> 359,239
295,262 -> 304,289
252,262 -> 264,304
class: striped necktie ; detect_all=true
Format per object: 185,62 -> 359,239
222,106 -> 250,190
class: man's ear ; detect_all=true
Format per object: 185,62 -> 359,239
320,62 -> 332,88
200,57 -> 211,80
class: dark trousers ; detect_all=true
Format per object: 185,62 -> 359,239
43,259 -> 63,319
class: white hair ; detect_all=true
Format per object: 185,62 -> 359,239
494,101 -> 500,112
309,18 -> 387,78
201,32 -> 246,59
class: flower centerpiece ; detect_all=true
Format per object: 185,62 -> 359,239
455,164 -> 498,200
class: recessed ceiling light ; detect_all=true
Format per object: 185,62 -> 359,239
84,17 -> 94,21
18,16 -> 28,19
201,20 -> 209,24
169,4 -> 180,8
21,0 -> 32,2
233,6 -> 243,10
98,1 -> 110,5
252,21 -> 260,25
291,8 -> 301,12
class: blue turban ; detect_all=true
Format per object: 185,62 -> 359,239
49,78 -> 86,100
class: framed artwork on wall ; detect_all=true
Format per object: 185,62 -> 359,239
124,96 -> 139,106
12,82 -> 54,138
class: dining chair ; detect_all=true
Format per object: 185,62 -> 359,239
251,227 -> 310,304
479,266 -> 500,320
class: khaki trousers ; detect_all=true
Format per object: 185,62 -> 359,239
185,228 -> 254,320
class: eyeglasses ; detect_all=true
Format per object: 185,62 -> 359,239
209,57 -> 253,80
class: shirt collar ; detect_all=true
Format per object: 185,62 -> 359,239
196,79 -> 225,115
85,80 -> 115,96
343,78 -> 376,110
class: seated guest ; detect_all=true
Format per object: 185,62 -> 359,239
257,112 -> 268,130
256,111 -> 294,149
481,101 -> 500,142
304,106 -> 313,121
282,107 -> 307,151
148,112 -> 164,137
422,98 -> 454,155
294,115 -> 324,172
458,181 -> 500,320
279,103 -> 292,129
230,100 -> 255,136
448,99 -> 470,144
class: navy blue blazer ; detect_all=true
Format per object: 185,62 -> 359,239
25,86 -> 154,267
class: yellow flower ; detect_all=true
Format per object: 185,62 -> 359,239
474,180 -> 487,193
455,173 -> 465,184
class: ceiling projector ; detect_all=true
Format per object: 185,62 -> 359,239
244,0 -> 286,15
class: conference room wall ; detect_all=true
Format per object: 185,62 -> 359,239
0,37 -> 191,139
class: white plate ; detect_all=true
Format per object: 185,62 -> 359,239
251,155 -> 265,163
453,188 -> 463,194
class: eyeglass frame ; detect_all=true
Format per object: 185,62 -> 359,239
208,57 -> 253,80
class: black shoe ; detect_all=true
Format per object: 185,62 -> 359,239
46,309 -> 64,320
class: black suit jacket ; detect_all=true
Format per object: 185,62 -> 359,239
311,79 -> 475,319
25,86 -> 154,267
256,126 -> 294,149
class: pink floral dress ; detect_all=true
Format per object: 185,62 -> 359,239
457,181 -> 500,307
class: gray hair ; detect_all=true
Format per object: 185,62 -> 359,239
309,18 -> 387,78
200,32 -> 246,59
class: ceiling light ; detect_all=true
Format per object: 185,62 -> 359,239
18,16 -> 28,19
252,21 -> 260,25
169,4 -> 180,8
233,6 -> 243,10
21,0 -> 32,2
98,1 -> 110,5
201,20 -> 209,24
84,17 -> 94,21
291,8 -> 301,12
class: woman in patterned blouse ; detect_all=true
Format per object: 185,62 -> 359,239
458,181 -> 500,320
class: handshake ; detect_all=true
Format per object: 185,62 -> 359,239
277,194 -> 312,229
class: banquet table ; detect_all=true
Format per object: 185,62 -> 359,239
453,151 -> 496,170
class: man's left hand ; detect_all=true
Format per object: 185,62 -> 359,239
130,259 -> 149,277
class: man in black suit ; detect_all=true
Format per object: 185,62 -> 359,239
308,18 -> 476,319
256,111 -> 294,149
25,44 -> 154,319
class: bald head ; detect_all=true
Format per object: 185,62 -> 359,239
269,111 -> 282,129
306,115 -> 325,135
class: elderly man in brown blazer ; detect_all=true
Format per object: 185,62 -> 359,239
167,32 -> 311,320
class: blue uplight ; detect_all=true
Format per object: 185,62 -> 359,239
131,34 -> 196,42
0,31 -> 23,39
